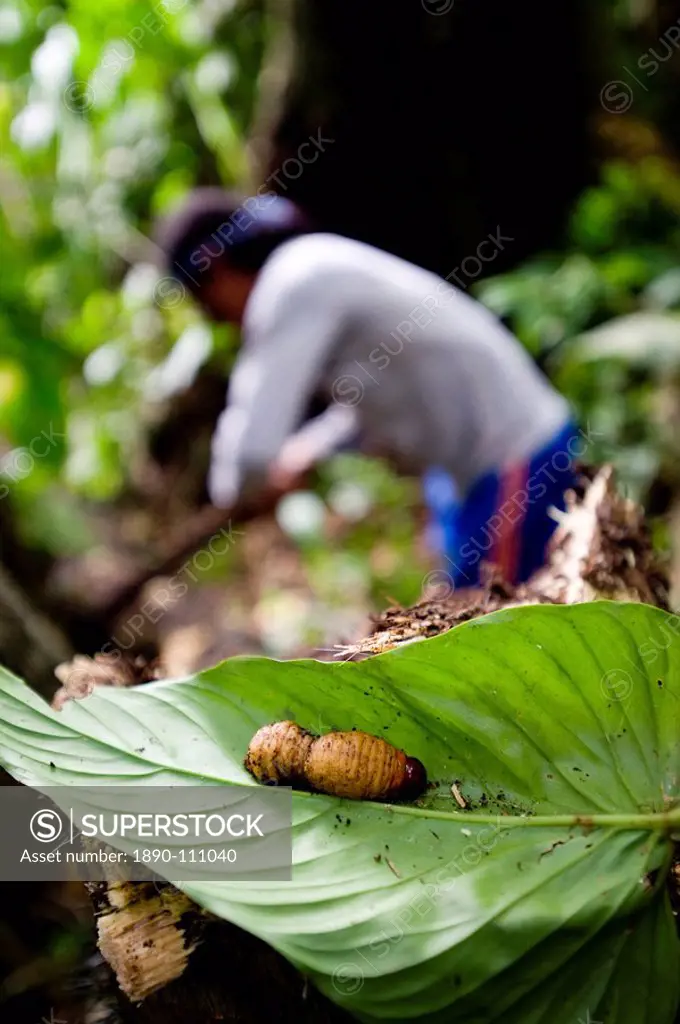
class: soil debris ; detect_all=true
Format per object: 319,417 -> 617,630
341,465 -> 670,657
52,652 -> 163,710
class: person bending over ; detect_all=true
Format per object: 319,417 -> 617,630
156,189 -> 578,586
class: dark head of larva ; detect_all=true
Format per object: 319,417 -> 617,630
397,756 -> 427,800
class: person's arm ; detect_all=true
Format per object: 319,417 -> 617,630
268,404 -> 360,490
208,282 -> 346,508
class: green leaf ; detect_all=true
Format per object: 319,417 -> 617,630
1,601 -> 679,1023
570,311 -> 680,373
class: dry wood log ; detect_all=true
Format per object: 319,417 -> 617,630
85,878 -> 348,1023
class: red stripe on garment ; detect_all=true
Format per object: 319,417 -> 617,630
492,462 -> 529,584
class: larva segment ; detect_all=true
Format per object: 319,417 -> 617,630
303,731 -> 426,801
244,720 -> 314,785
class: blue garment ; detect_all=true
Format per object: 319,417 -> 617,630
423,421 -> 579,587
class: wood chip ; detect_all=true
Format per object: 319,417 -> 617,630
386,858 -> 402,878
451,782 -> 467,809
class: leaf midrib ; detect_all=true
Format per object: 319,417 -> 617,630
2,699 -> 678,833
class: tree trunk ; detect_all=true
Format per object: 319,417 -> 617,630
250,0 -> 594,278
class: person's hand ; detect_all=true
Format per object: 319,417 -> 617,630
267,435 -> 318,493
267,461 -> 311,494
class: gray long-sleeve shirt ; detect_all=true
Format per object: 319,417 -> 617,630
208,233 -> 571,507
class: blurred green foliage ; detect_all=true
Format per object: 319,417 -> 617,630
477,156 -> 680,501
2,0 -> 680,622
0,0 -> 265,519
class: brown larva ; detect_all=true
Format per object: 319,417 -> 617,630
245,721 -> 427,802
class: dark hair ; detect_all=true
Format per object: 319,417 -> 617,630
154,188 -> 311,291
